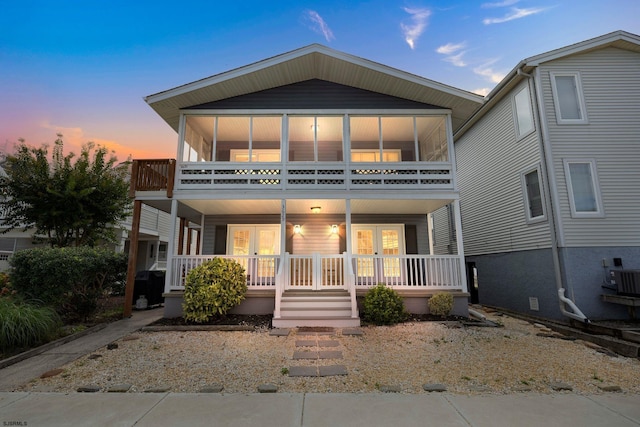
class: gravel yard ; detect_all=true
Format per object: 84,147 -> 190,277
19,311 -> 640,395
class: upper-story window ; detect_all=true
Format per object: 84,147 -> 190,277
550,72 -> 588,124
350,116 -> 448,162
513,86 -> 534,139
563,159 -> 604,218
288,116 -> 344,162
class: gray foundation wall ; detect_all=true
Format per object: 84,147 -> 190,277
559,246 -> 640,320
469,247 -> 636,321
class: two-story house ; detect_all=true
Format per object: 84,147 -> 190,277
128,44 -> 484,326
454,30 -> 640,322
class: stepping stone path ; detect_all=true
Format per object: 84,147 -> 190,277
286,327 -> 360,377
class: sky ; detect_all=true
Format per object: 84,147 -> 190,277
1,0 -> 638,161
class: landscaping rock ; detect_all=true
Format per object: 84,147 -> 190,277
199,384 -> 224,393
258,384 -> 278,393
422,383 -> 447,392
107,384 -> 132,393
88,354 -> 103,360
106,343 -> 118,350
379,385 -> 401,393
40,369 -> 64,379
77,385 -> 101,393
144,386 -> 171,393
598,384 -> 622,392
549,382 -> 573,391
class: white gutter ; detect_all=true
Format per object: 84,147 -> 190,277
517,68 -> 590,324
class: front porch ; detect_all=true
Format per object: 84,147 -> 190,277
162,253 -> 467,327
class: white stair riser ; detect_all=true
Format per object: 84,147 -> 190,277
272,318 -> 361,328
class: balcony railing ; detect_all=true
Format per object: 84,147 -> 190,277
130,159 -> 176,197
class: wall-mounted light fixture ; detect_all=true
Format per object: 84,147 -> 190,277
331,224 -> 339,234
310,206 -> 321,214
293,224 -> 302,234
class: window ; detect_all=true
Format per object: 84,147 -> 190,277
521,166 -> 546,222
550,72 -> 588,124
563,159 -> 603,217
513,86 -> 534,138
351,149 -> 401,162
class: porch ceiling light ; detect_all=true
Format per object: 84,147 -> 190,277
310,206 -> 321,214
293,224 -> 302,234
331,224 -> 339,234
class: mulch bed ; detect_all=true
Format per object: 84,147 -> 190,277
149,314 -> 273,329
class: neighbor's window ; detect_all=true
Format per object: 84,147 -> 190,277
513,86 -> 534,138
550,72 -> 588,124
563,159 -> 603,217
521,167 -> 545,222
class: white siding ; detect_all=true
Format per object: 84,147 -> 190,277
456,81 -> 552,256
540,47 -> 640,247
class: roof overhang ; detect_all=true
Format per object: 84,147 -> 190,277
145,44 -> 484,134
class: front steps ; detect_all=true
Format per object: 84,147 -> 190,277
272,290 -> 360,328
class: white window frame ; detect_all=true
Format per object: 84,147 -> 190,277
563,159 -> 604,218
550,72 -> 588,124
520,164 -> 547,224
512,85 -> 535,139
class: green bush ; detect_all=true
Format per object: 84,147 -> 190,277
362,284 -> 408,325
0,298 -> 62,351
428,292 -> 454,317
9,247 -> 127,322
182,258 -> 247,323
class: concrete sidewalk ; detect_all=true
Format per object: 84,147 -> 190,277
0,308 -> 162,391
1,392 -> 640,426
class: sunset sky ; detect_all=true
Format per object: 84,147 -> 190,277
1,1 -> 638,161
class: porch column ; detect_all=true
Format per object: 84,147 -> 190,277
452,199 -> 468,293
186,227 -> 192,255
164,199 -> 179,294
123,200 -> 142,318
345,199 -> 352,255
178,217 -> 186,255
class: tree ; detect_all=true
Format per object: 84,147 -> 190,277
0,135 -> 131,247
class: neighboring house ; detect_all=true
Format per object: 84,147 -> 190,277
0,166 -> 171,273
453,30 -> 640,322
129,44 -> 485,326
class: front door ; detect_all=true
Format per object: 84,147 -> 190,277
352,225 -> 405,284
227,225 -> 280,283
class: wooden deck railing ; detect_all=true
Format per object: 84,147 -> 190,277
129,159 -> 176,198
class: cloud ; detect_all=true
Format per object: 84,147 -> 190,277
436,42 -> 467,67
436,42 -> 466,55
401,7 -> 431,50
472,87 -> 492,97
481,0 -> 519,8
473,61 -> 507,84
305,10 -> 335,42
483,6 -> 547,24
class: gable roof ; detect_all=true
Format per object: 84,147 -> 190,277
455,30 -> 640,139
145,44 -> 484,133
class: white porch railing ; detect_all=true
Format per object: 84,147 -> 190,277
351,255 -> 462,290
169,254 -> 463,292
170,255 -> 280,291
177,161 -> 453,191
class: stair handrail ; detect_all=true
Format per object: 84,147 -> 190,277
274,252 -> 288,319
344,252 -> 359,318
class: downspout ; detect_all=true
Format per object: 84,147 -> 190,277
517,68 -> 590,323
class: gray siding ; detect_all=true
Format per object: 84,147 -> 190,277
431,205 -> 456,255
540,47 -> 640,247
456,80 -> 552,256
189,79 -> 443,110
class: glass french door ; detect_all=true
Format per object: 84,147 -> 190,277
227,225 -> 280,282
352,225 -> 405,283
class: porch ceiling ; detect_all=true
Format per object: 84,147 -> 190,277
179,198 -> 452,216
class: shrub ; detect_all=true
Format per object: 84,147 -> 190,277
362,284 -> 408,325
428,292 -> 454,317
182,258 -> 247,323
9,247 -> 127,322
0,299 -> 61,351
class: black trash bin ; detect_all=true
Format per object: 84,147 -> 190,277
133,270 -> 166,308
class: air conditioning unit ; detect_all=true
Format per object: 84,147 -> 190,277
614,270 -> 640,297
